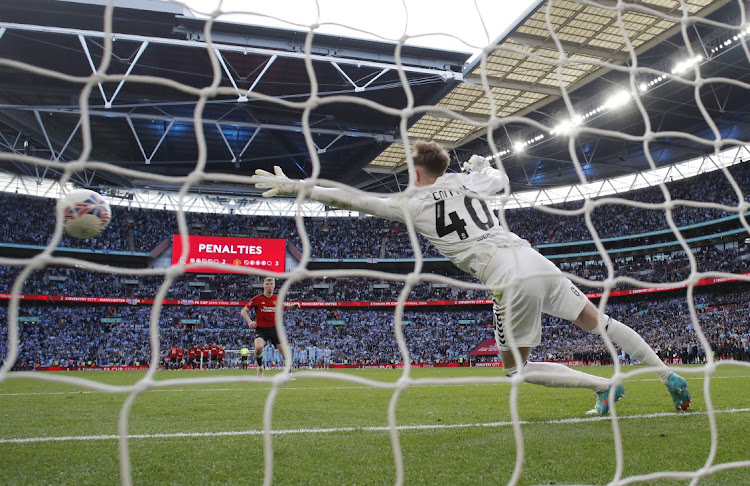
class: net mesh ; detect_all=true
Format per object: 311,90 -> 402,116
1,0 -> 749,484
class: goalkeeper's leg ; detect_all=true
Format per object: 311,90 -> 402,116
575,302 -> 691,410
501,348 -> 623,415
500,348 -> 610,392
491,280 -> 612,409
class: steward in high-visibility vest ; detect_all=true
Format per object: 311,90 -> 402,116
240,346 -> 250,369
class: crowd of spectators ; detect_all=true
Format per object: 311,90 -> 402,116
2,237 -> 746,302
1,163 -> 750,370
0,265 -> 493,302
1,161 -> 750,258
1,285 -> 748,370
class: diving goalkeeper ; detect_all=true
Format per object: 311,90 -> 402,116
253,140 -> 691,414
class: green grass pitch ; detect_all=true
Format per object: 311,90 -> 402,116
1,364 -> 749,485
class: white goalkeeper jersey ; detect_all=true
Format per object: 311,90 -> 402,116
311,168 -> 529,282
400,170 -> 529,280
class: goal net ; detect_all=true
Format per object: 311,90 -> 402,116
1,0 -> 749,484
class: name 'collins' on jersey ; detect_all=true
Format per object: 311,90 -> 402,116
402,170 -> 529,281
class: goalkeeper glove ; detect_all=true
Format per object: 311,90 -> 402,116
254,166 -> 297,197
462,154 -> 493,174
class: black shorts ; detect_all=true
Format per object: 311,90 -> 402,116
240,355 -> 248,362
256,326 -> 280,346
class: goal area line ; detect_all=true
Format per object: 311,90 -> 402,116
2,406 -> 748,445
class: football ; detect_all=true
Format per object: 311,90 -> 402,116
58,189 -> 112,238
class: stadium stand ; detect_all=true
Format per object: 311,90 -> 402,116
1,166 -> 749,371
1,286 -> 748,371
1,159 -> 749,256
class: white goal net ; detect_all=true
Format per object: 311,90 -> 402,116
1,0 -> 750,485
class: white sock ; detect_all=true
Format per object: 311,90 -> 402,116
592,315 -> 672,384
523,361 -> 609,392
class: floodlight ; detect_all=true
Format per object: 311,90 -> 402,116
604,90 -> 631,109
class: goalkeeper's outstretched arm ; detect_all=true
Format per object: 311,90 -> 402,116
253,166 -> 406,222
308,186 -> 406,222
253,153 -> 508,219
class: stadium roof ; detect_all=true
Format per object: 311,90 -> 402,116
0,0 -> 749,210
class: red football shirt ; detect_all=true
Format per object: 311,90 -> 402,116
245,294 -> 278,328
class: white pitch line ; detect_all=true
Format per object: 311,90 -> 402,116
1,407 -> 748,445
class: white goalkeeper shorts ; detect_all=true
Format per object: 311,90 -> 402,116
484,245 -> 588,351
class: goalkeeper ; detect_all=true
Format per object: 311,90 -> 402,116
253,141 -> 690,414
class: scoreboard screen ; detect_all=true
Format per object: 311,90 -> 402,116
172,235 -> 285,274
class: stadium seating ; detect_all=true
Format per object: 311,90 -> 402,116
2,164 -> 750,370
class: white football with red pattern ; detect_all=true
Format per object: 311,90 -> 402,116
58,189 -> 112,239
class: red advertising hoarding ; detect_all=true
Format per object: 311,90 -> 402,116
469,338 -> 499,356
3,272 -> 748,306
171,235 -> 285,274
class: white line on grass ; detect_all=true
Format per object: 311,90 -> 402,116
1,407 -> 748,445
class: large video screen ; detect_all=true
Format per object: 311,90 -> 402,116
171,235 -> 285,274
